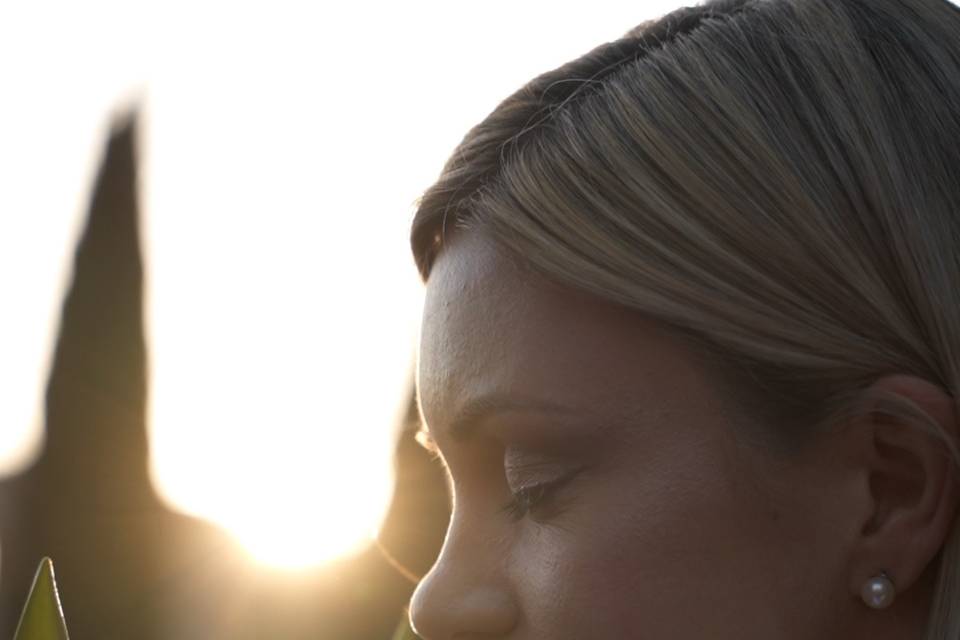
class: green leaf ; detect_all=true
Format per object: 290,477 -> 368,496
390,615 -> 420,640
13,558 -> 70,640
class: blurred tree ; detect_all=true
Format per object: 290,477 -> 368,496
0,113 -> 449,639
0,112 -> 243,638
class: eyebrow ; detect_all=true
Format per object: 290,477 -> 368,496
416,392 -> 601,452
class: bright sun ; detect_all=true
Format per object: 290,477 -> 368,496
146,312 -> 415,570
144,220 -> 421,569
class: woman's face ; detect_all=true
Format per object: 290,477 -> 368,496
409,232 -> 859,639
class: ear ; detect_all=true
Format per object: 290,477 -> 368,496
846,374 -> 960,599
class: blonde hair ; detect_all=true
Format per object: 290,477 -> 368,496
411,0 -> 960,636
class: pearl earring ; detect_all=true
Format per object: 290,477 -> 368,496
861,571 -> 896,610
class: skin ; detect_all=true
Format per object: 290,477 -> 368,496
408,230 -> 958,639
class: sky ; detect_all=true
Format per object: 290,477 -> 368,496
0,0 -> 688,568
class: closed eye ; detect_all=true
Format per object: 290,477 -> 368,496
500,470 -> 581,522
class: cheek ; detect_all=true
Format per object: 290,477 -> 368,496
507,445 -> 796,637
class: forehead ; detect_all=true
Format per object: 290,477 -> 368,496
417,232 -> 720,436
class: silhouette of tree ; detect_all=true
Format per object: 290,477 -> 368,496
0,113 -> 449,639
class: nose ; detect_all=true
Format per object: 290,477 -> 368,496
409,571 -> 520,639
408,522 -> 520,638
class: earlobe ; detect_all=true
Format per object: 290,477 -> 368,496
847,375 -> 960,603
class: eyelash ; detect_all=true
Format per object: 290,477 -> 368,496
499,473 -> 577,522
416,425 -> 583,522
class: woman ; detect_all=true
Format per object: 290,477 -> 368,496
405,0 -> 960,637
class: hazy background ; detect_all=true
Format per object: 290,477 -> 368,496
0,1 -> 686,637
